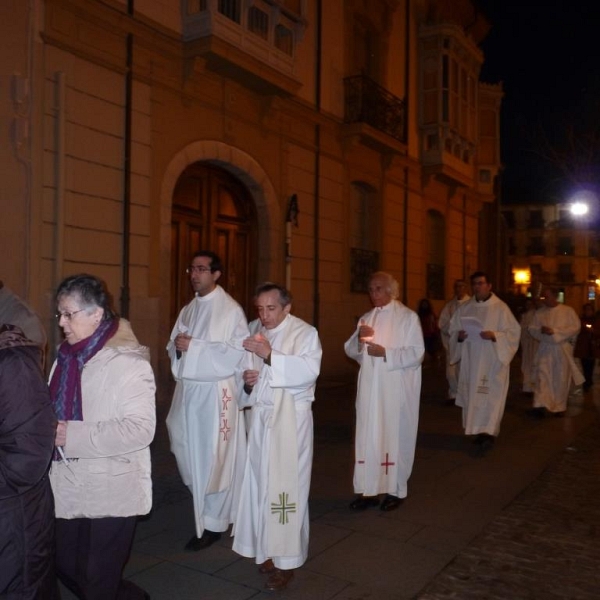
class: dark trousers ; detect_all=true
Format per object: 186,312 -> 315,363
582,357 -> 595,387
55,516 -> 146,600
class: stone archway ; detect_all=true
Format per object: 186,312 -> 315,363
161,141 -> 281,281
159,141 -> 283,335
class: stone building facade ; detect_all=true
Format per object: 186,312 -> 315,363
502,202 -> 600,313
1,0 -> 502,381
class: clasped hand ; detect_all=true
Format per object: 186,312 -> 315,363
358,324 -> 375,340
174,333 -> 192,352
242,335 -> 271,359
458,330 -> 496,342
243,369 -> 259,386
365,341 -> 385,357
55,420 -> 68,447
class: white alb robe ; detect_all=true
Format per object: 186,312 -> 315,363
519,308 -> 539,393
166,285 -> 249,536
528,304 -> 583,412
233,314 -> 322,570
344,300 -> 424,498
448,293 -> 520,436
439,294 -> 470,399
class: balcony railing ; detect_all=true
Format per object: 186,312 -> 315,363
344,75 -> 406,143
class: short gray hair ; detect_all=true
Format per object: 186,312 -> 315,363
370,271 -> 399,299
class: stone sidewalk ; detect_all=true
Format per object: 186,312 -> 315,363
417,419 -> 600,600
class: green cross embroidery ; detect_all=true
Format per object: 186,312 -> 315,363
271,492 -> 297,524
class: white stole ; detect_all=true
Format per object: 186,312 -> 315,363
262,320 -> 301,557
268,388 -> 300,556
183,289 -> 243,494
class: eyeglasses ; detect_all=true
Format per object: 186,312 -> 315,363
186,266 -> 212,274
55,309 -> 86,321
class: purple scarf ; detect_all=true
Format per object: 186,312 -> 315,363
49,318 -> 119,423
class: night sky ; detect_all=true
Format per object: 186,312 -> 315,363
476,1 -> 600,205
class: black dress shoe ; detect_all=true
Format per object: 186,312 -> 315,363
349,495 -> 380,510
527,407 -> 545,419
469,434 -> 495,457
473,433 -> 494,445
184,530 -> 221,551
380,494 -> 403,511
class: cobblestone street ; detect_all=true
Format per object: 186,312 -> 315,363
418,420 -> 600,599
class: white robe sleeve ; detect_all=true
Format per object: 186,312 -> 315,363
384,311 -> 425,371
529,307 -> 580,345
269,329 -> 322,397
438,302 -> 452,351
181,314 -> 248,381
493,321 -> 521,365
448,309 -> 465,365
528,312 -> 544,342
344,326 -> 364,364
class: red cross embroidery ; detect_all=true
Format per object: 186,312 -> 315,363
219,418 -> 231,441
221,387 -> 232,411
381,453 -> 395,474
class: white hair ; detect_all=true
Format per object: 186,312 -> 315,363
370,271 -> 399,299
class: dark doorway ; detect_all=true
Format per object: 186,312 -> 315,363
170,163 -> 257,324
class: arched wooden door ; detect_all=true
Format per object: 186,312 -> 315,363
170,163 -> 257,325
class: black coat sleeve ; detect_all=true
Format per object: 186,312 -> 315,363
0,347 -> 56,499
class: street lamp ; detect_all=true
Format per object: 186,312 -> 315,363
568,189 -> 598,221
566,190 -> 599,309
570,201 -> 589,217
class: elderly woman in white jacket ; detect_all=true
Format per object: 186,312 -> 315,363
49,274 -> 156,600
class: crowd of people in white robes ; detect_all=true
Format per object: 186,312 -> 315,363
2,259 -> 594,598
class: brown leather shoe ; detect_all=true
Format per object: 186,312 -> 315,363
265,568 -> 294,591
258,559 -> 276,574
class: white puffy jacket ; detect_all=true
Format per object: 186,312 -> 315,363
49,319 -> 156,518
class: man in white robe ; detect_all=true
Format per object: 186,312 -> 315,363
438,279 -> 470,403
519,298 -> 539,393
528,286 -> 583,416
166,251 -> 249,551
344,272 -> 424,512
448,271 -> 520,455
233,283 -> 322,592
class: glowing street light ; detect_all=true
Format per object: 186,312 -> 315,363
568,189 -> 597,220
570,201 -> 589,217
513,269 -> 531,284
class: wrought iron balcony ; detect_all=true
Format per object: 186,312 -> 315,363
344,75 -> 406,144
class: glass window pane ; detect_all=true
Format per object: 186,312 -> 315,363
248,7 -> 269,40
275,24 -> 293,55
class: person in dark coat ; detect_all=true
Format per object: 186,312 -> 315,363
0,324 -> 57,599
417,298 -> 441,360
574,303 -> 600,391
